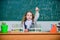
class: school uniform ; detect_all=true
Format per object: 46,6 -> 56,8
22,12 -> 39,31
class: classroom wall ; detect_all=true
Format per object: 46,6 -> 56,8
0,0 -> 60,21
0,21 -> 60,32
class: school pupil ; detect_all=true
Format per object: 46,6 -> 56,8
21,7 -> 40,32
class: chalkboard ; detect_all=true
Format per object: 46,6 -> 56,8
0,0 -> 60,21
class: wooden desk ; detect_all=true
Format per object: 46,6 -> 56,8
0,32 -> 60,40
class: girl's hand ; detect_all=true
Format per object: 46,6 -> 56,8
24,29 -> 28,32
35,7 -> 39,12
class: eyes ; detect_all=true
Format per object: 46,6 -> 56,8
26,12 -> 32,17
27,14 -> 32,16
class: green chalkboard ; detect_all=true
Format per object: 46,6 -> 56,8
0,0 -> 60,21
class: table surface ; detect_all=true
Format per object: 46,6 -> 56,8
0,31 -> 60,35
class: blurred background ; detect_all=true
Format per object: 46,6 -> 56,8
0,0 -> 60,32
0,0 -> 60,21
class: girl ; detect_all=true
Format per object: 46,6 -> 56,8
21,7 -> 40,32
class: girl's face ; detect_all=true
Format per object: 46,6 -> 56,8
26,12 -> 32,21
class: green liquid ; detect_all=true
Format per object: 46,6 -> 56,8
1,24 -> 8,33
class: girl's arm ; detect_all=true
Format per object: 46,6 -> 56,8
34,7 -> 40,22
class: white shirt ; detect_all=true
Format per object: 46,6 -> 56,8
25,20 -> 32,29
22,12 -> 39,29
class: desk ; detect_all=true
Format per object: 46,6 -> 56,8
0,32 -> 60,40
